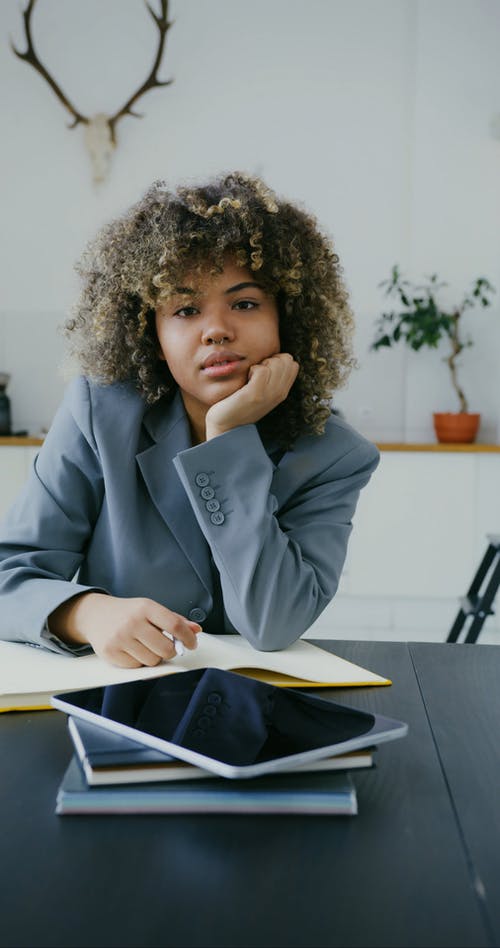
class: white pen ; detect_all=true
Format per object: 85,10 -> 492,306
161,630 -> 185,657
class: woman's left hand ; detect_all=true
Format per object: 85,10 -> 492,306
205,352 -> 299,440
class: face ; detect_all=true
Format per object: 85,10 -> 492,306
155,259 -> 280,432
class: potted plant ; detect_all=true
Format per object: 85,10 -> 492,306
371,265 -> 496,443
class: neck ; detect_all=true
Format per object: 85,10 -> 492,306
180,393 -> 206,445
189,421 -> 205,446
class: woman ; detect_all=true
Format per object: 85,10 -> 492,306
0,172 -> 379,667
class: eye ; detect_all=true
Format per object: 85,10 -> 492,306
233,299 -> 259,311
174,305 -> 199,318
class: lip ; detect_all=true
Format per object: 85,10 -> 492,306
203,361 -> 245,378
201,349 -> 245,370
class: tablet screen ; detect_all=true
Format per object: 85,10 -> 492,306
53,667 -> 407,777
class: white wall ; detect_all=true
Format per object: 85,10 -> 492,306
1,0 -> 499,438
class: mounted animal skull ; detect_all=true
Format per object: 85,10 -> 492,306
11,0 -> 173,184
84,115 -> 115,185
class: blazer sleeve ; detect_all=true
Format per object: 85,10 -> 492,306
173,423 -> 379,651
0,377 -> 106,652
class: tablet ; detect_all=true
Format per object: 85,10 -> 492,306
52,667 -> 408,779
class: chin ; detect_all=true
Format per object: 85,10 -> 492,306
205,381 -> 246,404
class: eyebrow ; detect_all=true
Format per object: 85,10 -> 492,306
173,281 -> 264,296
225,282 -> 263,294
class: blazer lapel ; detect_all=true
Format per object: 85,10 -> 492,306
136,393 -> 213,595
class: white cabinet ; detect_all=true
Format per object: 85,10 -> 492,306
309,449 -> 500,637
0,447 -> 38,521
344,451 -> 497,598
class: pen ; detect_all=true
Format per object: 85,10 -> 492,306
161,630 -> 185,657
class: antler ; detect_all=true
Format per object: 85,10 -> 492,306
11,0 -> 174,183
11,0 -> 88,130
108,0 -> 173,144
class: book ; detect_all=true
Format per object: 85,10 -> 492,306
68,715 -> 374,786
0,632 -> 391,712
55,755 -> 358,815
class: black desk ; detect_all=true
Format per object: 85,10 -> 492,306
1,641 -> 500,948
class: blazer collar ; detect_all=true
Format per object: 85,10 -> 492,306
141,389 -> 188,445
136,392 -> 288,595
136,392 -> 213,595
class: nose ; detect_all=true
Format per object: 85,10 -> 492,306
201,307 -> 235,346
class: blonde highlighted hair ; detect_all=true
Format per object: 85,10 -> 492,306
66,171 -> 355,445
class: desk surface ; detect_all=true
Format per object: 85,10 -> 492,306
1,641 -> 499,948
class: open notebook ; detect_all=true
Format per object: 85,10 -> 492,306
0,632 -> 391,712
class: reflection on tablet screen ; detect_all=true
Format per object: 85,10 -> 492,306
59,668 -> 375,767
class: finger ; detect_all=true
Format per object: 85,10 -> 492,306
161,630 -> 185,656
277,355 -> 299,381
251,356 -> 297,396
276,354 -> 298,375
253,354 -> 296,384
248,361 -> 270,379
141,624 -> 184,661
248,362 -> 273,389
285,360 -> 300,385
142,600 -> 201,649
262,352 -> 294,367
106,650 -> 144,669
125,637 -> 169,667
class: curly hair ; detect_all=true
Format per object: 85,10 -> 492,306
65,171 -> 356,446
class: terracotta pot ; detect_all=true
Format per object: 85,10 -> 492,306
433,412 -> 480,444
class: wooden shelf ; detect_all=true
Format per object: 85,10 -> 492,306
1,438 -> 500,453
0,437 -> 44,446
376,442 -> 500,453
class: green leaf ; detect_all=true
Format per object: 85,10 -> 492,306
371,335 -> 392,349
372,266 -> 495,357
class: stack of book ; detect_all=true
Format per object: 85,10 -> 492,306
56,716 -> 374,816
0,634 -> 391,816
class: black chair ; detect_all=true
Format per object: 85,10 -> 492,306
447,534 -> 500,643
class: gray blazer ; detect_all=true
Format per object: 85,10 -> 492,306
0,377 -> 379,654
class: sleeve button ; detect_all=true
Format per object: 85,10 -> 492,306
206,498 -> 220,513
189,608 -> 206,623
195,473 -> 210,487
210,511 -> 225,525
200,486 -> 215,500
